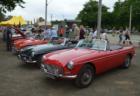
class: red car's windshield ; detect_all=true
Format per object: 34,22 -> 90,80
76,39 -> 107,51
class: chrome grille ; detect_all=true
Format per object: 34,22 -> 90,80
43,64 -> 63,75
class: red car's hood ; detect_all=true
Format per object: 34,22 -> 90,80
43,48 -> 94,67
17,39 -> 48,49
14,39 -> 28,44
14,39 -> 33,48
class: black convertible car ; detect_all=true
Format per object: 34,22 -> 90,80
18,38 -> 77,65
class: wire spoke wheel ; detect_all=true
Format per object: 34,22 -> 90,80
75,65 -> 95,88
81,69 -> 92,85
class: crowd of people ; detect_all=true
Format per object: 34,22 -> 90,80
1,24 -> 134,51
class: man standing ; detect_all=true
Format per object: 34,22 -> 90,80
58,26 -> 65,37
73,24 -> 80,41
79,25 -> 85,40
5,26 -> 12,51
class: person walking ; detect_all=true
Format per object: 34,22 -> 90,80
119,27 -> 123,44
123,28 -> 132,45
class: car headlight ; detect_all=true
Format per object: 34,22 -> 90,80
31,52 -> 35,57
67,61 -> 74,70
20,49 -> 24,52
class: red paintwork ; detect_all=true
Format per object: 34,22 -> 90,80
42,46 -> 135,77
11,27 -> 26,42
13,39 -> 48,50
13,38 -> 65,50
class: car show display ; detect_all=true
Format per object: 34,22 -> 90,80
1,27 -> 136,88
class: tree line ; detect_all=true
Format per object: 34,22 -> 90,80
76,0 -> 140,31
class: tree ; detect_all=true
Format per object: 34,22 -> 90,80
0,0 -> 25,13
112,0 -> 140,29
0,12 -> 5,21
0,0 -> 25,21
76,0 -> 110,28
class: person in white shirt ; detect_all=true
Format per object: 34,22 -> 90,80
100,30 -> 108,41
92,29 -> 97,39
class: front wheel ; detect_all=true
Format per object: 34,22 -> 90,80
37,56 -> 43,68
75,65 -> 95,88
123,55 -> 131,68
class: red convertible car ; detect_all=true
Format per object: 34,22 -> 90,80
12,37 -> 66,54
12,38 -> 48,53
41,39 -> 135,88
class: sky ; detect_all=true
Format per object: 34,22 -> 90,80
6,0 -> 118,21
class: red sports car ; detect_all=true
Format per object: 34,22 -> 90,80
12,38 -> 48,53
41,39 -> 135,88
12,37 -> 66,54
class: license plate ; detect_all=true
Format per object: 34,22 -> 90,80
44,69 -> 56,79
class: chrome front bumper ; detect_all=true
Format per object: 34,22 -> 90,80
41,64 -> 77,79
18,55 -> 37,63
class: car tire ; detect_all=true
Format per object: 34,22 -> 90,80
123,55 -> 131,68
74,64 -> 95,88
37,56 -> 43,68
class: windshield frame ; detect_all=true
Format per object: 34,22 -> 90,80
76,39 -> 107,51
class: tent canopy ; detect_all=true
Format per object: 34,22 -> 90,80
0,16 -> 26,25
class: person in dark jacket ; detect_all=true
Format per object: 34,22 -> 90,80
5,26 -> 12,51
79,25 -> 85,40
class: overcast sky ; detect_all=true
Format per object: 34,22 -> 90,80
6,0 -> 118,21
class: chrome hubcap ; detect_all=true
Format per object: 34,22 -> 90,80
81,69 -> 92,85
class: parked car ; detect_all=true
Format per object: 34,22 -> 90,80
12,37 -> 49,54
18,38 -> 77,65
41,39 -> 135,88
3,27 -> 26,42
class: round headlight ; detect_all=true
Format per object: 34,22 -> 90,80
67,61 -> 74,70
